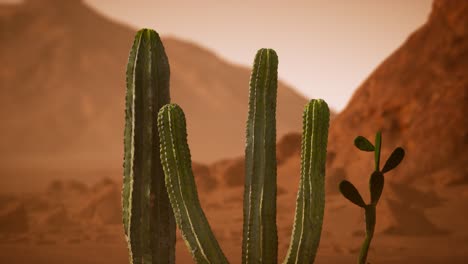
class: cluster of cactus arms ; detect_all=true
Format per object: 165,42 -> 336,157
339,132 -> 405,264
123,28 -> 404,264
157,47 -> 330,264
122,29 -> 176,264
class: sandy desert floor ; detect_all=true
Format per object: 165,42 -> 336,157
1,166 -> 467,264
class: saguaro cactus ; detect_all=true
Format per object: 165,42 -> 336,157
242,48 -> 279,264
122,28 -> 176,264
157,49 -> 330,264
283,99 -> 329,264
158,104 -> 229,264
339,132 -> 405,264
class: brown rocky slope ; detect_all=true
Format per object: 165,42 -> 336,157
327,0 -> 467,190
0,0 -> 307,171
211,0 -> 468,261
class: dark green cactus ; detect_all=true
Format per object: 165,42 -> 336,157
339,131 -> 405,264
122,28 -> 176,264
382,147 -> 405,173
339,180 -> 366,208
122,28 -> 408,264
283,99 -> 330,264
242,48 -> 279,264
157,49 -> 330,264
158,104 -> 229,264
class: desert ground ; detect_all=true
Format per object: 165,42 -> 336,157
1,165 -> 468,263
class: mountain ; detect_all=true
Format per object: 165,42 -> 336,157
326,0 -> 467,190
0,0 -> 308,170
194,1 -> 468,261
209,0 -> 468,251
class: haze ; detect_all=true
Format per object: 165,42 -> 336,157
2,0 -> 432,110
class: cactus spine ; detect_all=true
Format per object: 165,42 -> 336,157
158,104 -> 229,264
123,29 -> 176,264
283,99 -> 329,264
339,131 -> 405,264
242,48 -> 279,264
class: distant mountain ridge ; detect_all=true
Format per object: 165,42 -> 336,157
206,0 -> 468,246
211,0 -> 468,193
0,0 -> 308,168
326,0 -> 468,189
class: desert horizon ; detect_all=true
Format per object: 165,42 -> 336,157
1,0 -> 467,263
1,0 -> 434,112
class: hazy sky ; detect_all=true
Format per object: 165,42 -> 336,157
4,0 -> 433,111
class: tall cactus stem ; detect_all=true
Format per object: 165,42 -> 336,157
359,205 -> 376,264
158,104 -> 229,264
283,99 -> 330,264
122,28 -> 176,264
242,48 -> 279,264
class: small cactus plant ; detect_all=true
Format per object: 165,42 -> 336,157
157,49 -> 330,263
339,132 -> 405,264
122,28 -> 176,264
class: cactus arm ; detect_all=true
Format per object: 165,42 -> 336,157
283,99 -> 330,264
339,180 -> 366,208
369,171 -> 384,205
354,136 -> 375,152
382,147 -> 405,173
123,29 -> 176,264
242,49 -> 279,264
374,131 -> 382,171
158,104 -> 229,264
123,27 -> 142,241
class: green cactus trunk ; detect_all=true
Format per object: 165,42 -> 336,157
158,104 -> 229,264
122,29 -> 176,264
242,48 -> 279,264
283,99 -> 330,264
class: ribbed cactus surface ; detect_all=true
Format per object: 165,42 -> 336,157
283,99 -> 330,264
242,48 -> 279,264
122,29 -> 176,264
119,28 -> 402,262
126,47 -> 332,264
158,104 -> 229,264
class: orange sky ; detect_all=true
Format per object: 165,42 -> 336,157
4,0 -> 433,111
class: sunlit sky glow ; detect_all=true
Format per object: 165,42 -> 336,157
4,0 -> 433,111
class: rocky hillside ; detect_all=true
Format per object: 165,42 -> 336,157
209,0 -> 468,250
0,0 -> 307,169
326,0 -> 467,190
